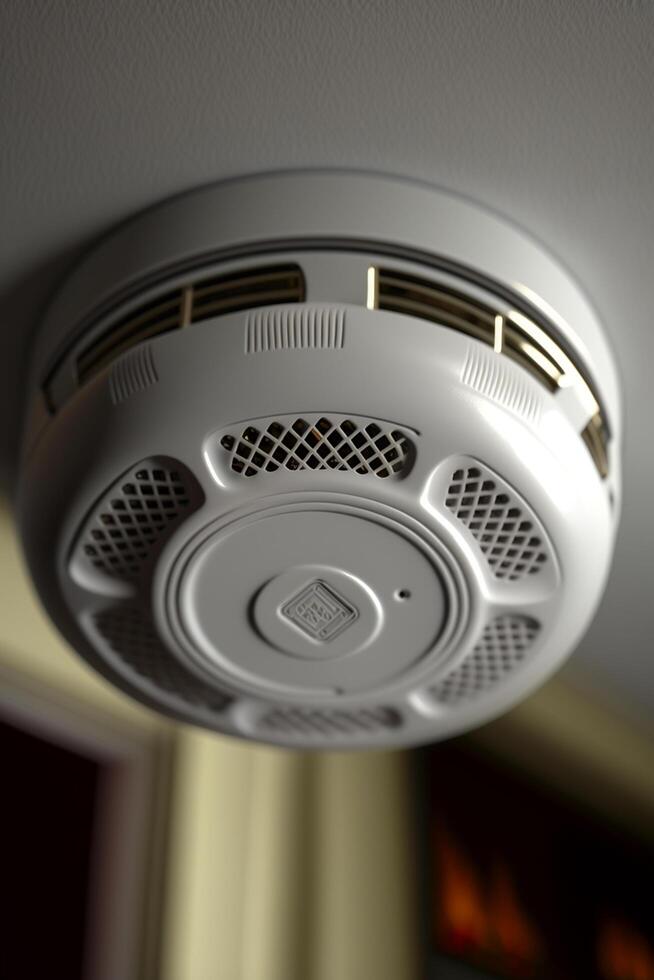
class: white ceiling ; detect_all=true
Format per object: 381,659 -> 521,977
1,1 -> 653,719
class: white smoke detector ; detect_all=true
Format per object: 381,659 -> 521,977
19,172 -> 621,748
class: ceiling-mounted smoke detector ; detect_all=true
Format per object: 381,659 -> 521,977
19,172 -> 621,749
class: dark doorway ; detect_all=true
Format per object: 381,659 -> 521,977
1,719 -> 101,980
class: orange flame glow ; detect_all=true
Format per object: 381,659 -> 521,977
598,918 -> 654,980
437,826 -> 488,951
489,862 -> 543,964
435,826 -> 542,972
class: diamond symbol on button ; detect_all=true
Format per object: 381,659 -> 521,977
281,580 -> 358,642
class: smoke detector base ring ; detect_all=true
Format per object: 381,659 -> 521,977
156,495 -> 471,706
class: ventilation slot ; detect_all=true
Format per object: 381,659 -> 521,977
581,412 -> 610,479
378,268 -> 497,349
377,267 -> 565,391
430,616 -> 540,705
219,416 -> 413,479
93,605 -> 230,712
191,264 -> 304,324
73,459 -> 202,583
375,267 -> 610,477
258,706 -> 402,739
78,290 -> 182,387
445,464 -> 549,580
68,263 -> 305,393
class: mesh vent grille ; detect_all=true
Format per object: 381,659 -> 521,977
93,605 -> 230,712
445,464 -> 548,580
258,706 -> 402,739
220,416 -> 413,479
76,460 -> 201,581
430,616 -> 540,705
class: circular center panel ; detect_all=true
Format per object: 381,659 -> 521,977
163,501 -> 465,700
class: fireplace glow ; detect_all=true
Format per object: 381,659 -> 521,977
426,743 -> 654,978
435,826 -> 543,975
597,918 -> 654,980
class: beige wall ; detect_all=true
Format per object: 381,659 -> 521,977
159,735 -> 419,980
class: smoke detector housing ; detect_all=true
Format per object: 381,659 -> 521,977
19,172 -> 621,749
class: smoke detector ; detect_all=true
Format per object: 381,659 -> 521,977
19,172 -> 621,748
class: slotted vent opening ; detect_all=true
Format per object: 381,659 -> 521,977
191,264 -> 304,323
377,268 -> 565,392
376,267 -> 610,477
258,706 -> 402,739
75,459 -> 201,582
77,290 -> 182,386
430,616 -> 540,705
220,416 -> 413,479
378,269 -> 496,349
70,263 -> 305,391
93,605 -> 230,712
581,412 -> 610,479
445,464 -> 549,580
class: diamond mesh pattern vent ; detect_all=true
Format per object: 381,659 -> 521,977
76,459 -> 202,581
93,605 -> 230,712
430,616 -> 540,706
258,706 -> 402,739
445,464 -> 549,580
220,416 -> 413,479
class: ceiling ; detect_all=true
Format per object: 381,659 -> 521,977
1,1 -> 653,721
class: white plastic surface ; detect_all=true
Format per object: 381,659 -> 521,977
18,174 -> 621,748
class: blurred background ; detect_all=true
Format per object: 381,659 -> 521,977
2,495 -> 653,980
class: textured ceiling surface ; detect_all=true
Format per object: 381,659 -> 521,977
1,1 -> 653,718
